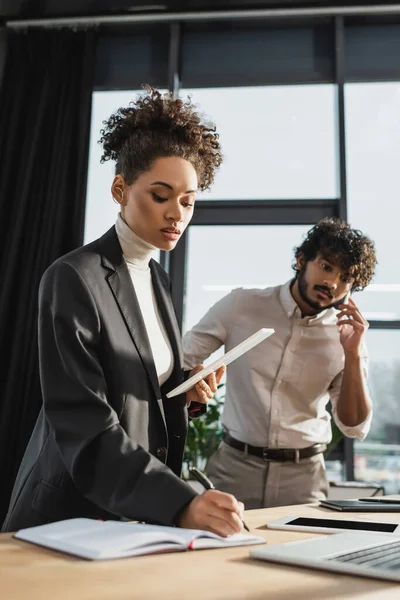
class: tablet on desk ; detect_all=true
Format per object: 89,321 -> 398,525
166,327 -> 275,398
267,515 -> 400,535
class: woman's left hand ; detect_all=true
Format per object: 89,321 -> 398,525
186,364 -> 226,407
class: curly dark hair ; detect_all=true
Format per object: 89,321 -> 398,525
293,217 -> 377,292
99,86 -> 222,190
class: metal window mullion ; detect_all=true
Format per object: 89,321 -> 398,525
168,22 -> 181,95
335,15 -> 354,481
335,15 -> 348,222
164,20 -> 186,331
344,438 -> 355,481
168,231 -> 187,334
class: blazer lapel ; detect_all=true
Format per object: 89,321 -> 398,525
150,261 -> 183,382
150,261 -> 189,445
98,228 -> 165,422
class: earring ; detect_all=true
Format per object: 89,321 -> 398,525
112,187 -> 124,204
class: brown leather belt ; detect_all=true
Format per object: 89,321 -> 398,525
223,432 -> 327,464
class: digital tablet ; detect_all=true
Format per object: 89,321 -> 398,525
166,327 -> 274,398
266,515 -> 400,535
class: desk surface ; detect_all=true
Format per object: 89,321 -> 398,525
2,502 -> 400,600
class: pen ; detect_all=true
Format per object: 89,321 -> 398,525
189,466 -> 250,532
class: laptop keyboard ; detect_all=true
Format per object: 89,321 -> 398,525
328,540 -> 400,571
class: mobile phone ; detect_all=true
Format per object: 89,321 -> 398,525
344,292 -> 351,303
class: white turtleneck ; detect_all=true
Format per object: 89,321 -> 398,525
115,214 -> 174,386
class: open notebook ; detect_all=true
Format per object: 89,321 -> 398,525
14,518 -> 265,560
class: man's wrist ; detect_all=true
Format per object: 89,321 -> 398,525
344,350 -> 363,362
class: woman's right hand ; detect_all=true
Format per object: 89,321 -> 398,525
177,490 -> 244,537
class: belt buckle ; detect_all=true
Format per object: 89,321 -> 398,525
262,448 -> 273,462
294,449 -> 300,464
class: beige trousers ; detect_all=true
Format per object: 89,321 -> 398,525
206,441 -> 329,509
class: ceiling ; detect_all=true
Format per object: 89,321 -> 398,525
0,1 -> 396,22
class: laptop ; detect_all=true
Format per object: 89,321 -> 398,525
250,532 -> 400,582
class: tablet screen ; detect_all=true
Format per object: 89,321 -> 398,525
286,517 -> 397,533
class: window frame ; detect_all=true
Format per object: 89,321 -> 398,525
90,12 -> 400,483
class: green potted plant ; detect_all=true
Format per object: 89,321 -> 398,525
182,383 -> 225,479
325,419 -> 344,458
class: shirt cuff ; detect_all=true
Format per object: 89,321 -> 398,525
333,409 -> 373,441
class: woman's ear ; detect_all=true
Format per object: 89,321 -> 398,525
111,175 -> 126,204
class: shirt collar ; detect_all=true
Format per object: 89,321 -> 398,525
279,280 -> 299,318
115,213 -> 157,270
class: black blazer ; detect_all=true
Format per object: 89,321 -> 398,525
2,227 -> 200,532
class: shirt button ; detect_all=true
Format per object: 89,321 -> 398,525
156,447 -> 167,458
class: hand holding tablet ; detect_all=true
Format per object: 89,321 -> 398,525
167,328 -> 275,398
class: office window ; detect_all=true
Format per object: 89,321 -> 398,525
354,329 -> 400,495
85,91 -> 140,244
181,86 -> 339,201
184,224 -> 311,334
84,90 -> 162,262
345,82 -> 400,320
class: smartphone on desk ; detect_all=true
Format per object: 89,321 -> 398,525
267,515 -> 400,535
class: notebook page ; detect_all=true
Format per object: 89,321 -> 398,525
15,519 -> 187,560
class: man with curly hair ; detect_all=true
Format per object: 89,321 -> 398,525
183,218 -> 377,508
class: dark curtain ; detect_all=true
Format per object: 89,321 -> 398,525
0,28 -> 96,524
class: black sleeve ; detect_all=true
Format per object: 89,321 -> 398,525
38,261 -> 197,526
181,369 -> 207,419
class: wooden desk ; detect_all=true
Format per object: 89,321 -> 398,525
2,503 -> 400,600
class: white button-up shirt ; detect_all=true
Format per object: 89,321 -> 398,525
183,281 -> 372,448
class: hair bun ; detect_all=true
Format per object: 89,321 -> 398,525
98,85 -> 222,191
